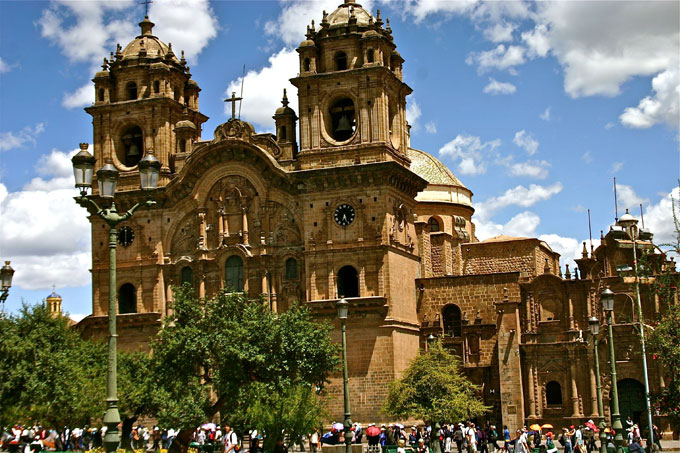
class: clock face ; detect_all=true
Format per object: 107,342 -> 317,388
334,203 -> 356,226
118,226 -> 135,247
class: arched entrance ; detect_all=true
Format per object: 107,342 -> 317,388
613,378 -> 645,425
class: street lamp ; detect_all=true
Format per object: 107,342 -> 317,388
601,288 -> 623,453
617,209 -> 654,446
71,143 -> 160,453
336,297 -> 352,453
0,261 -> 15,309
589,316 -> 606,453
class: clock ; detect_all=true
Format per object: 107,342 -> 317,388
118,226 -> 135,247
334,203 -> 356,226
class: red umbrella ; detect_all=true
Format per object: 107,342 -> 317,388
585,422 -> 599,432
367,426 -> 381,437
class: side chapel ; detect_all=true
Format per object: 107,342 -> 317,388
77,1 -> 675,431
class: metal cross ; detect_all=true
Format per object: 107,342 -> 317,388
224,91 -> 243,120
139,0 -> 152,16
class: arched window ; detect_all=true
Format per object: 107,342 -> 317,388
153,80 -> 160,94
120,125 -> 143,167
285,258 -> 297,280
279,125 -> 287,141
225,255 -> 244,292
442,304 -> 462,337
546,381 -> 563,405
428,217 -> 441,233
98,88 -> 105,102
179,140 -> 186,153
126,82 -> 137,100
337,265 -> 359,298
328,97 -> 356,142
181,266 -> 193,286
334,51 -> 348,71
118,283 -> 136,314
303,58 -> 311,72
367,49 -> 374,63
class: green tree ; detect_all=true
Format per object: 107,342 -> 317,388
146,286 -> 339,451
383,341 -> 488,424
0,303 -> 106,427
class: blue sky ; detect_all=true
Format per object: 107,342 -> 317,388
0,0 -> 678,320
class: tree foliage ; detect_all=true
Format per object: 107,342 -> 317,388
0,304 -> 106,427
146,286 -> 339,441
383,341 -> 488,423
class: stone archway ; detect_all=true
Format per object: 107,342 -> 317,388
613,378 -> 645,425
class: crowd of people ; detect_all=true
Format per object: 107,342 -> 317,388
1,418 -> 663,453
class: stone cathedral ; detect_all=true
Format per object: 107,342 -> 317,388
77,1 -> 674,432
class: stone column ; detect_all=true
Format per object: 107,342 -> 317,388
495,295 -> 526,430
589,349 -> 599,417
568,293 -> 575,330
527,361 -> 537,418
166,280 -> 174,317
241,206 -> 249,245
198,209 -> 207,250
570,350 -> 582,417
199,274 -> 206,299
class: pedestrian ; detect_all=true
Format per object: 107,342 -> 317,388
223,425 -> 239,453
398,439 -> 407,453
310,427 -> 320,453
454,425 -> 464,453
628,437 -> 644,453
652,425 -> 662,451
417,438 -> 427,453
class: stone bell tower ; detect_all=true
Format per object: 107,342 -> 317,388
291,0 -> 412,170
86,16 -> 208,192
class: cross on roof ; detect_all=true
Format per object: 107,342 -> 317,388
139,0 -> 152,16
224,91 -> 243,120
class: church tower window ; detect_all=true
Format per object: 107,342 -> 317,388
303,58 -> 311,72
285,258 -> 297,280
427,217 -> 441,232
546,381 -> 563,405
279,125 -> 287,141
334,51 -> 348,71
337,265 -> 359,298
328,98 -> 356,142
181,266 -> 193,286
442,304 -> 462,337
118,283 -> 136,314
126,82 -> 137,100
120,125 -> 143,167
367,49 -> 374,63
154,80 -> 160,94
225,255 -> 244,292
98,89 -> 105,102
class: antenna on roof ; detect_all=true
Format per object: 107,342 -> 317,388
613,177 -> 619,222
238,64 -> 245,120
587,208 -> 594,256
640,203 -> 645,229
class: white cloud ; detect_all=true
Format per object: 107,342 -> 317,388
0,123 -> 46,152
611,161 -> 624,174
483,21 -> 515,43
619,69 -> 680,129
644,186 -> 680,249
616,184 -> 649,214
521,23 -> 550,58
405,0 -> 477,24
438,134 -> 501,176
483,78 -> 516,95
265,0 -> 374,46
475,182 -> 563,222
62,83 -> 94,109
406,100 -> 422,131
466,44 -> 525,73
0,148 -> 92,291
581,151 -> 592,164
538,234 -> 580,261
425,121 -> 437,134
69,313 -> 88,323
507,160 -> 550,179
513,130 -> 539,155
0,56 -> 13,73
540,107 -> 551,121
474,210 -> 540,240
225,48 -> 299,132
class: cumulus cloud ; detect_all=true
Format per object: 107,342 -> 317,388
540,107 -> 551,121
439,134 -> 501,176
645,186 -> 680,249
483,78 -> 516,95
611,162 -> 624,173
0,123 -> 46,152
425,121 -> 437,134
615,184 -> 649,214
62,83 -> 94,109
406,100 -> 422,131
225,48 -> 299,132
0,147 -> 92,291
474,210 -> 540,240
507,160 -> 550,179
513,130 -> 539,155
582,151 -> 592,164
466,44 -> 525,73
619,69 -> 680,129
475,182 -> 563,222
482,21 -> 515,43
0,56 -> 13,73
265,0 -> 375,46
538,233 -> 580,262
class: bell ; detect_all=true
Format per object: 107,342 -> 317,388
335,114 -> 352,133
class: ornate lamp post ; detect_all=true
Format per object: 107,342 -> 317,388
336,297 -> 352,453
0,261 -> 15,312
71,143 -> 160,453
601,288 -> 623,453
589,316 -> 607,453
617,210 -> 654,445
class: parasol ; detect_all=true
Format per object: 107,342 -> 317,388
333,422 -> 345,431
367,426 -> 381,437
395,423 -> 405,429
541,424 -> 554,430
585,422 -> 599,432
529,424 -> 542,431
202,423 -> 216,430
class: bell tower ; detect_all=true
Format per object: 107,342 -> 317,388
86,16 -> 208,192
290,0 -> 412,170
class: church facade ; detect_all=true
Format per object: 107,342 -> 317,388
76,1 -> 674,432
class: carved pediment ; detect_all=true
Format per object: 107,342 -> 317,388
213,119 -> 282,158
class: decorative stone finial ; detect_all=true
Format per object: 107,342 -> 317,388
565,264 -> 571,279
139,16 -> 155,36
582,242 -> 588,258
376,9 -> 383,26
115,43 -> 122,59
102,58 -> 109,71
386,18 -> 392,33
180,50 -> 187,66
281,89 -> 289,107
321,10 -> 329,27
